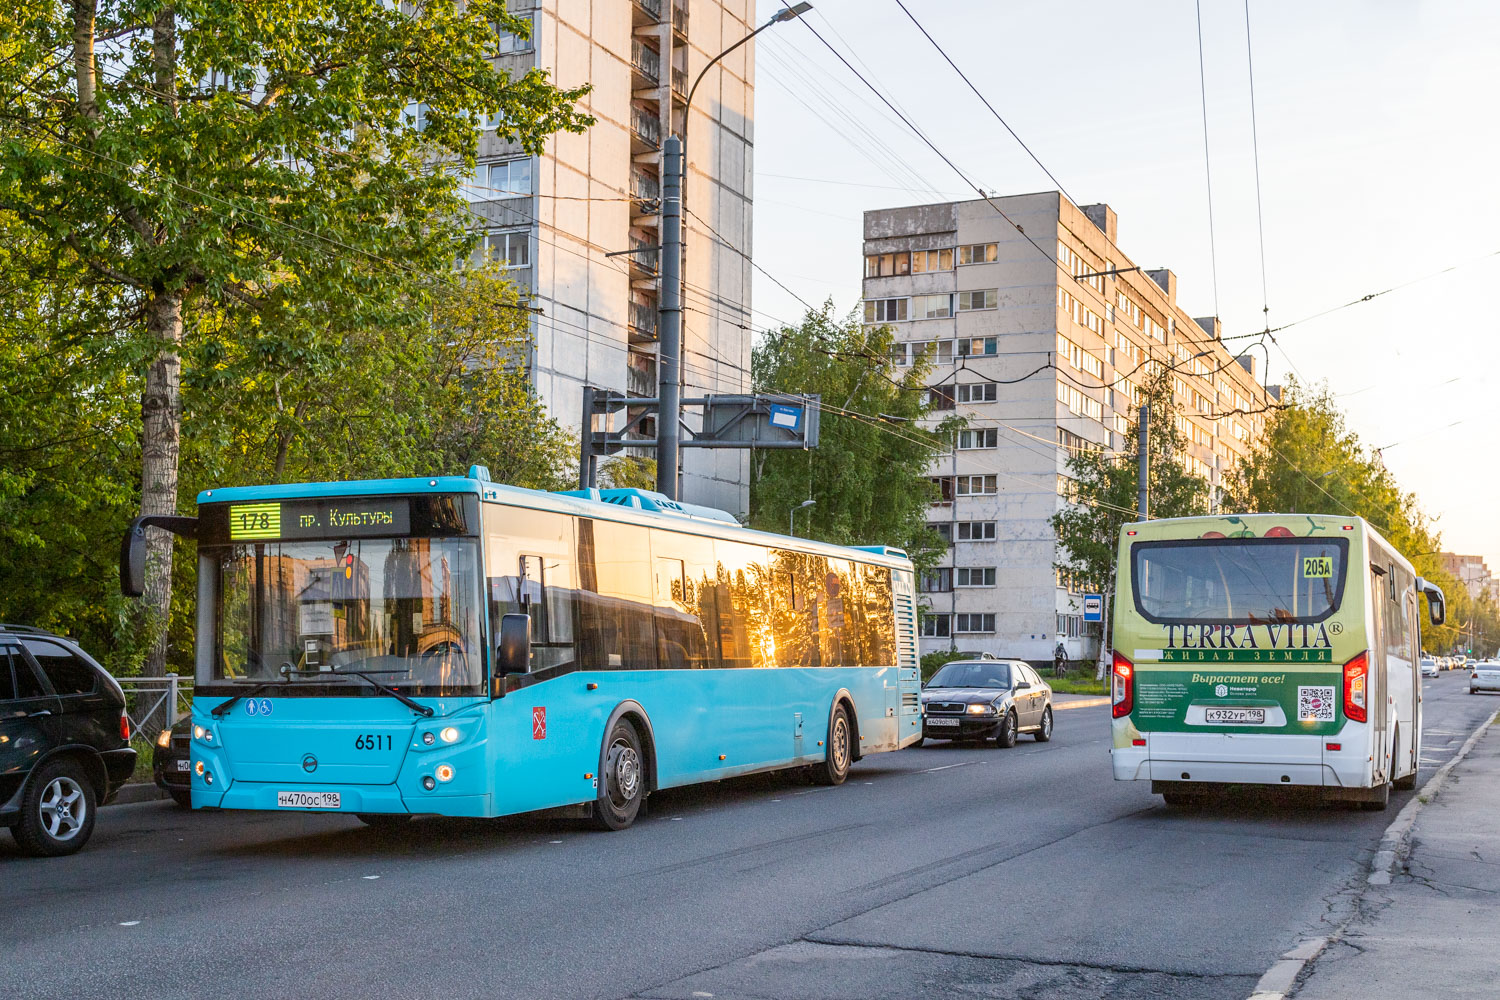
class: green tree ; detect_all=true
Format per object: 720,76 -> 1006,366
599,455 -> 658,491
750,305 -> 957,571
1051,377 -> 1210,677
0,1 -> 590,673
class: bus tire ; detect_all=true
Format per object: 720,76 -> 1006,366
995,710 -> 1018,749
1034,706 -> 1054,742
813,704 -> 853,786
356,813 -> 413,828
170,790 -> 192,809
592,717 -> 646,830
1161,791 -> 1199,808
1357,781 -> 1391,811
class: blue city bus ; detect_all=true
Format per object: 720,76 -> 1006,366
121,467 -> 921,829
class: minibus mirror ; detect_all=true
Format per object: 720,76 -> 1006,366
495,613 -> 531,682
1416,577 -> 1446,627
120,515 -> 199,597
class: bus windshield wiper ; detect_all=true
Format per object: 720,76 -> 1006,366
324,667 -> 435,717
211,681 -> 276,718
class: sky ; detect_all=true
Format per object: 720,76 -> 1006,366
746,0 -> 1500,571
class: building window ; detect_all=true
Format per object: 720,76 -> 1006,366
1057,383 -> 1103,422
958,243 -> 997,265
911,248 -> 954,273
913,294 -> 952,319
957,337 -> 997,357
495,13 -> 534,54
957,428 -> 998,450
1057,238 -> 1103,292
1057,426 -> 1101,457
1057,333 -> 1104,378
865,252 -> 910,278
955,520 -> 996,541
912,340 -> 954,365
957,289 -> 997,311
480,229 -> 530,268
955,613 -> 996,633
928,522 -> 953,543
955,474 -> 998,496
955,567 -> 996,587
927,385 -> 956,410
482,157 -> 532,198
920,613 -> 953,638
930,476 -> 955,503
865,298 -> 908,323
921,568 -> 953,593
955,382 -> 997,403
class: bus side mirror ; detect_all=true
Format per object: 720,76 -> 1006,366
495,613 -> 531,683
1417,577 -> 1446,627
120,515 -> 199,597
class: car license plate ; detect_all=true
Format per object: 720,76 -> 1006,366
927,717 -> 960,727
277,791 -> 341,809
176,759 -> 191,771
1205,708 -> 1265,724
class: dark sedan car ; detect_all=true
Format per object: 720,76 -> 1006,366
1,625 -> 136,856
919,658 -> 1054,748
153,716 -> 192,808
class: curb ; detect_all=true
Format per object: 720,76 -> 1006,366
107,783 -> 169,807
1244,708 -> 1496,1000
1054,696 -> 1110,710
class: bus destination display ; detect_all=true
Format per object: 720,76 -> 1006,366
228,498 -> 412,540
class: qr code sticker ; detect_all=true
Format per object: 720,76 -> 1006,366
1298,685 -> 1336,722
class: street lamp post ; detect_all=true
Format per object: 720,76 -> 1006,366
654,3 -> 813,500
791,498 -> 815,537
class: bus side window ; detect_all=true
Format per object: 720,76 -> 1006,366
485,507 -> 577,675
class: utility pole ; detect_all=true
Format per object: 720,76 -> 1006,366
655,136 -> 683,499
1137,403 -> 1150,519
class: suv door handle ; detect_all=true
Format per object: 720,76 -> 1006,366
27,710 -> 52,717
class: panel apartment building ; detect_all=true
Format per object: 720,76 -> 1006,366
862,192 -> 1275,664
468,0 -> 755,513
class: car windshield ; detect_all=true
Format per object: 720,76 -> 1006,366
928,661 -> 1012,689
1133,537 -> 1348,624
208,536 -> 484,696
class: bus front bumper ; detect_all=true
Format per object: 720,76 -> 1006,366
194,781 -> 491,817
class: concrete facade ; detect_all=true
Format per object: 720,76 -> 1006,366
479,0 -> 754,514
862,192 -> 1273,663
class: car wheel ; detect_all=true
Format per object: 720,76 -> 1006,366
355,813 -> 413,828
592,717 -> 647,829
170,790 -> 192,809
1470,688 -> 1477,695
1033,706 -> 1054,743
911,735 -> 925,749
813,704 -> 854,786
14,758 -> 97,857
995,710 -> 1018,749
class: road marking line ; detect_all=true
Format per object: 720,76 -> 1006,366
919,761 -> 977,773
362,875 -> 380,880
1054,697 -> 1111,710
118,921 -> 140,927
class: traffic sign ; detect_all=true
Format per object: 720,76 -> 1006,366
1083,594 -> 1104,622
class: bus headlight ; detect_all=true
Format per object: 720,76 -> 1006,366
193,725 -> 205,740
440,726 -> 460,744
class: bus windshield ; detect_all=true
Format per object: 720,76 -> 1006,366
1132,537 -> 1348,625
209,536 -> 484,696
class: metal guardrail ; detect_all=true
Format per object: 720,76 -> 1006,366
118,673 -> 192,738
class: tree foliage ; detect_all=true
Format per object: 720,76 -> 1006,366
1227,382 -> 1495,655
749,306 -> 957,572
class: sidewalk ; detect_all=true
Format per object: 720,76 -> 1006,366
1293,714 -> 1500,998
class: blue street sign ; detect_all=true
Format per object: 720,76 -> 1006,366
1083,594 -> 1104,622
767,403 -> 802,432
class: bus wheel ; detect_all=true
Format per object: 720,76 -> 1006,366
593,718 -> 646,830
356,813 -> 413,828
813,705 -> 853,786
1358,782 -> 1391,811
995,710 -> 1018,749
1161,792 -> 1200,808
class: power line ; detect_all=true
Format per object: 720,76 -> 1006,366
1243,0 -> 1270,333
1193,0 -> 1221,319
892,0 -> 1076,205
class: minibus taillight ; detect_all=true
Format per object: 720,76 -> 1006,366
1112,651 -> 1134,718
1343,651 -> 1368,723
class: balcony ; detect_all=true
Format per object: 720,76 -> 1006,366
672,2 -> 688,38
630,105 -> 661,149
631,39 -> 661,85
629,301 -> 658,343
629,232 -> 659,276
633,0 -> 662,23
671,68 -> 687,101
631,167 -> 661,214
627,351 -> 658,396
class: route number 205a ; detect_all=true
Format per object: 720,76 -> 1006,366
354,734 -> 393,750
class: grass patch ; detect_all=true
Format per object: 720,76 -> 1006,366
128,736 -> 156,784
1048,667 -> 1108,696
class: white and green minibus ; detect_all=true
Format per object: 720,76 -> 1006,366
1109,514 -> 1446,810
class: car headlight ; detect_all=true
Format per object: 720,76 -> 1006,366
156,729 -> 173,749
967,703 -> 997,715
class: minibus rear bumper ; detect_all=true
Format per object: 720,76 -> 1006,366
1114,727 -> 1373,789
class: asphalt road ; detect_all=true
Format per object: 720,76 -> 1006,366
3,674 -> 1493,1000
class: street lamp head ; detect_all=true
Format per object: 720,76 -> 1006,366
798,498 -> 817,510
773,3 -> 813,22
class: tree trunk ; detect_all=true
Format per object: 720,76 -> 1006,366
140,289 -> 184,677
72,0 -> 98,124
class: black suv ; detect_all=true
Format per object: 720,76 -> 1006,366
1,625 -> 136,856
